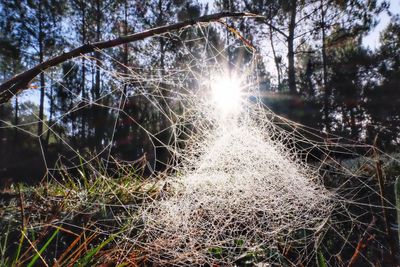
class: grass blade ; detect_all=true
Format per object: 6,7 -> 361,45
27,228 -> 60,267
317,250 -> 328,267
13,227 -> 27,265
74,234 -> 114,267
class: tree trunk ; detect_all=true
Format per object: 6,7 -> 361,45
37,0 -> 45,138
350,107 -> 357,138
45,75 -> 54,145
269,24 -> 281,90
14,95 -> 18,144
0,70 -> 5,144
93,0 -> 103,149
116,0 -> 130,153
123,0 -> 129,76
81,2 -> 87,141
321,0 -> 330,133
305,58 -> 314,96
157,0 -> 165,73
0,102 -> 3,144
287,0 -> 297,94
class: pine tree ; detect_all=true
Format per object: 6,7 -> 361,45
2,0 -> 66,142
364,18 -> 400,148
0,1 -> 24,146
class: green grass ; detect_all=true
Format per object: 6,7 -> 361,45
27,228 -> 60,267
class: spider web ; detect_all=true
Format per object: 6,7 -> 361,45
0,23 -> 398,266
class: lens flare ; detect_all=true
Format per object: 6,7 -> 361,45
210,75 -> 243,114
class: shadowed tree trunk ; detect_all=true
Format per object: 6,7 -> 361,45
269,24 -> 281,90
93,0 -> 103,149
0,103 -> 3,144
287,0 -> 297,95
321,0 -> 330,133
14,95 -> 18,144
38,0 -> 45,138
80,1 -> 87,141
45,71 -> 55,146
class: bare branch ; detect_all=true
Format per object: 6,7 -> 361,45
0,12 -> 257,104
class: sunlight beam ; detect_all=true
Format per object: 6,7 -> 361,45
210,75 -> 243,115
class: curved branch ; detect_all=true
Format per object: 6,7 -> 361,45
0,12 -> 257,104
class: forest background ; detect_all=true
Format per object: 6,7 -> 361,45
1,0 -> 399,184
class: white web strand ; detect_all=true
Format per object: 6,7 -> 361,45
2,23 -> 398,266
139,83 -> 335,265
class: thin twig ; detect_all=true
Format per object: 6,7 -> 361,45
372,135 -> 396,260
17,184 -> 26,230
21,230 -> 49,267
217,20 -> 256,51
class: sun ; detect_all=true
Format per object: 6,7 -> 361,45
210,75 -> 243,114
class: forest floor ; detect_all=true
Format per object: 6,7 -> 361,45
0,160 -> 162,266
0,154 -> 399,266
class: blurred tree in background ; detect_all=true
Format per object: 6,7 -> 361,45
0,0 -> 399,183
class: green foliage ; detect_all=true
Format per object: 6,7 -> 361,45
74,234 -> 114,267
208,247 -> 223,258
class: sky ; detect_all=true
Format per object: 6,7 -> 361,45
363,0 -> 400,49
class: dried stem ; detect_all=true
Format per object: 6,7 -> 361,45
372,136 -> 396,260
347,216 -> 376,267
17,184 -> 26,230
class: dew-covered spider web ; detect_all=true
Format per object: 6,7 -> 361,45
1,23 -> 398,266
